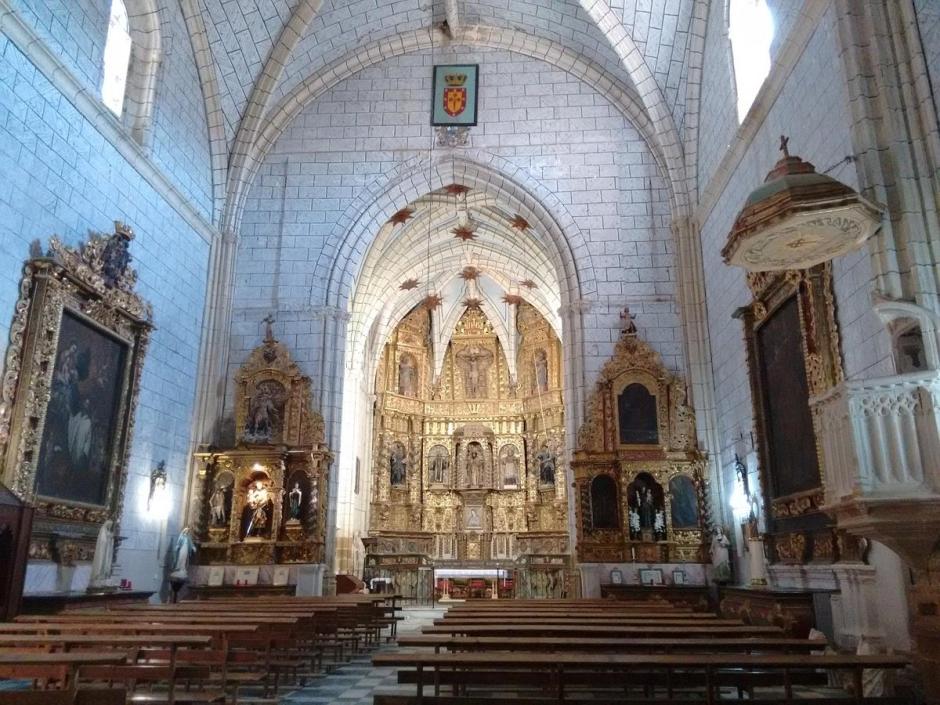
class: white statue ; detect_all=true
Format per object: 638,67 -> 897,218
711,527 -> 732,583
209,484 -> 227,526
170,527 -> 196,580
89,519 -> 115,587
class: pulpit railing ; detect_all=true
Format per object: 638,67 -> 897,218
811,370 -> 940,503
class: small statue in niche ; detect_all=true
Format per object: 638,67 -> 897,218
628,505 -> 641,539
209,484 -> 227,526
398,353 -> 418,396
537,446 -> 556,485
245,481 -> 270,537
637,488 -> 655,529
500,445 -> 519,488
390,444 -> 407,486
429,446 -> 448,485
653,508 -> 667,540
467,443 -> 485,487
288,482 -> 303,521
534,349 -> 549,393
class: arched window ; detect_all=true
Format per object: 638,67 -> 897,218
728,0 -> 774,122
102,0 -> 132,117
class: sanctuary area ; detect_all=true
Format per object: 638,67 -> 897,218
0,0 -> 939,703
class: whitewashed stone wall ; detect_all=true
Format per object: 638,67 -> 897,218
696,2 -> 908,649
0,6 -> 214,595
230,47 -> 687,419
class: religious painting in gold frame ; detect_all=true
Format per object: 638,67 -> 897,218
0,226 -> 152,562
737,264 -> 842,565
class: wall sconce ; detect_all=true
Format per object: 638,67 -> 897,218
147,460 -> 171,519
729,453 -> 751,518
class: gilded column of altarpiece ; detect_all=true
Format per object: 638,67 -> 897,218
0,226 -> 152,567
572,322 -> 709,565
192,326 -> 331,566
364,304 -> 570,597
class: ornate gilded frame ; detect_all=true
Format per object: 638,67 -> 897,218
737,263 -> 843,564
0,226 -> 152,563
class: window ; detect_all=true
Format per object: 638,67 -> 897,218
728,0 -> 774,121
102,0 -> 132,116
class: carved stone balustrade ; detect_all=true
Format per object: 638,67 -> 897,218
811,370 -> 940,568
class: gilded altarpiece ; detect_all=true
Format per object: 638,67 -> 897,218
192,328 -> 331,566
364,304 -> 570,598
0,226 -> 152,567
572,324 -> 708,565
738,264 -> 857,565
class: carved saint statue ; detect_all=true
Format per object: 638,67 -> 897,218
390,444 -> 407,486
398,354 -> 417,396
245,481 -> 270,537
288,482 -> 303,520
171,527 -> 196,579
244,382 -> 283,441
209,484 -> 227,526
534,349 -> 549,393
429,446 -> 448,485
537,446 -> 556,485
500,445 -> 519,488
467,443 -> 485,487
711,527 -> 732,583
89,519 -> 115,587
456,345 -> 494,398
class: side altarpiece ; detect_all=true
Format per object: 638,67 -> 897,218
572,320 -> 709,564
192,326 -> 331,569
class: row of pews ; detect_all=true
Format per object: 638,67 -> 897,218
374,599 -> 910,705
0,593 -> 402,704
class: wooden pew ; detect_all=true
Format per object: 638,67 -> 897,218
432,616 -> 742,626
372,651 -> 911,704
0,688 -> 125,704
422,624 -> 784,638
0,652 -> 126,691
397,635 -> 828,654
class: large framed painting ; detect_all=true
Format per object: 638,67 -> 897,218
34,310 -> 130,507
0,225 -> 152,564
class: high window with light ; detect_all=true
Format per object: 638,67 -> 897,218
728,0 -> 774,122
101,0 -> 132,117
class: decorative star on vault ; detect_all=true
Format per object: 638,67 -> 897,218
502,293 -> 524,305
420,293 -> 443,310
459,266 -> 482,280
462,297 -> 483,308
444,183 -> 471,196
399,278 -> 420,290
388,208 -> 414,226
520,279 -> 537,289
509,214 -> 531,231
452,224 -> 477,241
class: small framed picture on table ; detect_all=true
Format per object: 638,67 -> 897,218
639,568 -> 663,586
672,570 -> 686,585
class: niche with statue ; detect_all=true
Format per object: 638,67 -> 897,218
192,324 -> 332,568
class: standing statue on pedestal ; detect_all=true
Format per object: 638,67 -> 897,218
170,527 -> 196,580
209,484 -> 227,526
711,527 -> 732,584
467,443 -> 485,487
288,482 -> 303,521
537,447 -> 556,485
89,519 -> 115,588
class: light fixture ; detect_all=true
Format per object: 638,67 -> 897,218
147,460 -> 170,519
722,136 -> 881,271
729,454 -> 751,518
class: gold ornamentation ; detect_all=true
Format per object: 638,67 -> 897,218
0,226 -> 152,562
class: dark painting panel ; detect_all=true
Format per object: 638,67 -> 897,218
756,296 -> 821,499
590,475 -> 619,529
617,383 -> 659,444
669,475 -> 700,528
35,310 -> 128,506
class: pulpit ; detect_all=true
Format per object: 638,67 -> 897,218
0,482 -> 32,620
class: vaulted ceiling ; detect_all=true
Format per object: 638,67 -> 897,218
190,0 -> 707,229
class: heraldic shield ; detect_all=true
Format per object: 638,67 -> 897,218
432,64 -> 478,126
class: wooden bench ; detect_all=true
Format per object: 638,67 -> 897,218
0,651 -> 127,691
372,651 -> 910,704
422,624 -> 784,638
0,687 -> 125,704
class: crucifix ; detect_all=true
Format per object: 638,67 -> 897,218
262,314 -> 276,342
620,307 -> 637,336
779,135 -> 790,158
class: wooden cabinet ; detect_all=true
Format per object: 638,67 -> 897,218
719,586 -> 822,637
0,483 -> 33,620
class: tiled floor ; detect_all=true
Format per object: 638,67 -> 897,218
281,607 -> 442,705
